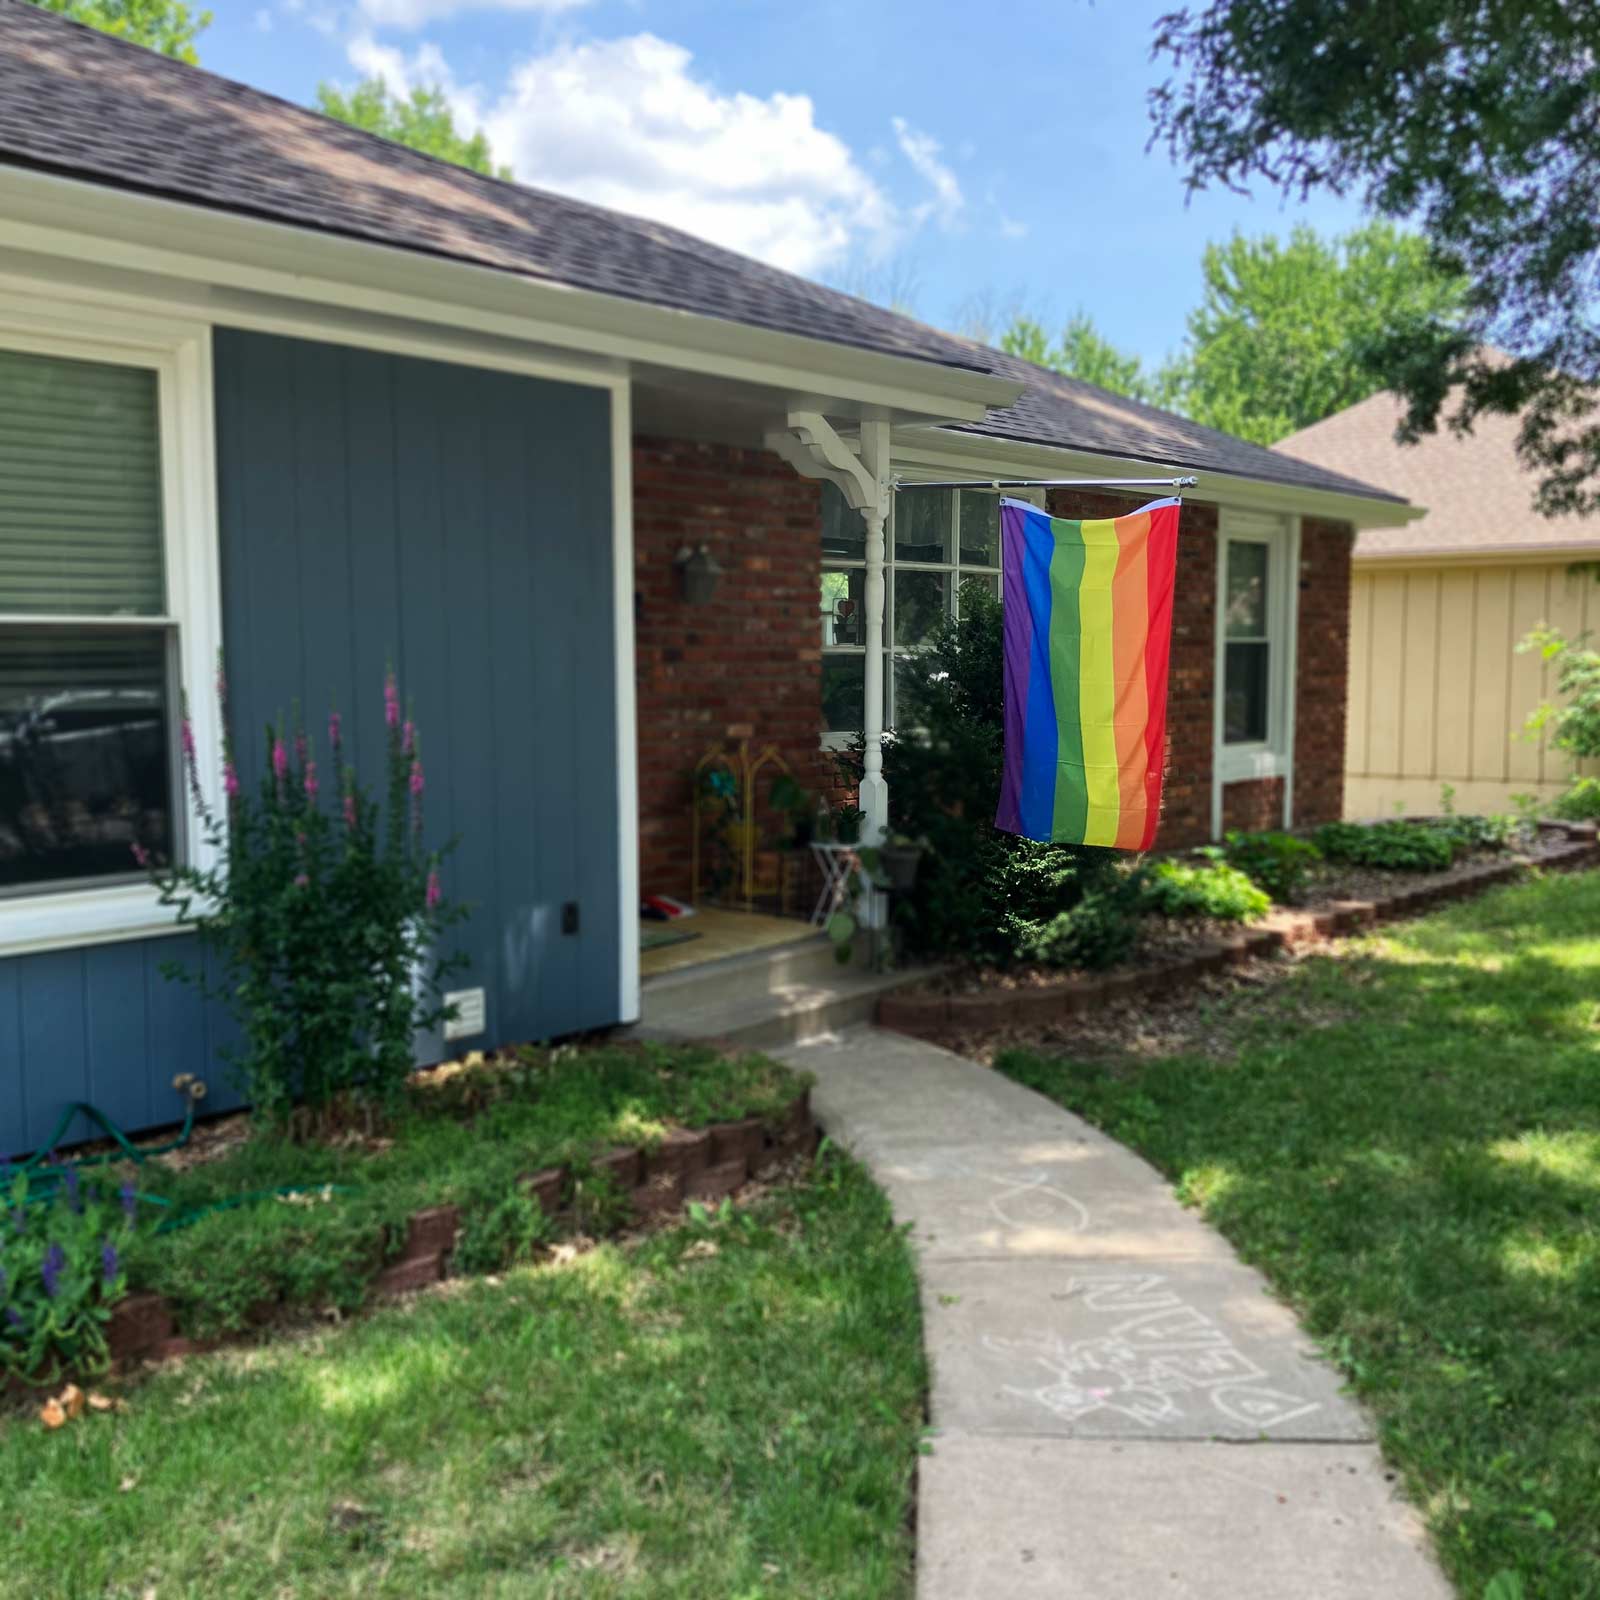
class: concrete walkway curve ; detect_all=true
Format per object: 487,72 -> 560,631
775,1026 -> 1452,1600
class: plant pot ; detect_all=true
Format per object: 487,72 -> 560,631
878,844 -> 923,891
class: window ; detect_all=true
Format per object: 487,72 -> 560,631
1216,509 -> 1295,777
820,482 -> 1008,740
0,300 -> 220,955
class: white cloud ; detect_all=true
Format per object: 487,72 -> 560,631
891,116 -> 964,230
356,0 -> 592,28
349,32 -> 900,276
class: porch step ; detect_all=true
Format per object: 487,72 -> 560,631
636,935 -> 937,1050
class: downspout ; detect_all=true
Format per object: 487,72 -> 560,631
1281,515 -> 1302,830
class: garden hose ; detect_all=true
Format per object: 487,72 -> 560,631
5,1079 -> 361,1233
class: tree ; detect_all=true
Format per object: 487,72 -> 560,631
1150,2 -> 1600,513
1168,223 -> 1464,444
315,79 -> 511,180
1000,311 -> 1165,406
29,0 -> 209,62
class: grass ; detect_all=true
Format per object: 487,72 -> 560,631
119,1042 -> 810,1335
1,1150 -> 923,1599
997,869 -> 1600,1599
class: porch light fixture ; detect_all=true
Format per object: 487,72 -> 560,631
674,543 -> 723,604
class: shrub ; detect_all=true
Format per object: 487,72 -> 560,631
841,580 -> 1138,970
1,1168 -> 134,1382
145,667 -> 467,1134
1223,829 -> 1321,902
1314,819 -> 1457,871
1143,855 -> 1270,921
1520,626 -> 1600,763
1552,777 -> 1600,821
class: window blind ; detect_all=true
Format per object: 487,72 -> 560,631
0,348 -> 165,616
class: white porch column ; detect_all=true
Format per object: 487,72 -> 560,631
856,419 -> 891,843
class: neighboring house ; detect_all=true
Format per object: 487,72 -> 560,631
1279,388 -> 1600,817
0,4 -> 1408,1152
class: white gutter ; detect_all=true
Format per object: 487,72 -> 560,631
0,164 -> 1024,425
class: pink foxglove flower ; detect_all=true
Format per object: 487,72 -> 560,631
425,869 -> 441,910
402,719 -> 415,756
384,672 -> 400,730
409,760 -> 425,798
328,708 -> 342,749
344,792 -> 358,829
272,737 -> 289,787
304,761 -> 319,802
224,760 -> 241,801
181,716 -> 196,766
295,729 -> 308,768
130,841 -> 150,868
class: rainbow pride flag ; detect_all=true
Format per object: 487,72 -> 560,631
995,496 -> 1181,850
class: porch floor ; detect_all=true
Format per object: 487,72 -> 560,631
639,907 -> 816,980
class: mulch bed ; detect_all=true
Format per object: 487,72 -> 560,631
879,821 -> 1599,1046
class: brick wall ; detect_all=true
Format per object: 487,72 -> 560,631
1292,515 -> 1355,829
633,436 -> 827,899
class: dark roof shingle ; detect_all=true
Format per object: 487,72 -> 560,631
0,3 -> 1404,507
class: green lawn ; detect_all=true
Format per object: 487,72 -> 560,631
1,1152 -> 922,1600
999,870 -> 1600,1600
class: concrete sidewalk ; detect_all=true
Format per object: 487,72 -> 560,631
775,1027 -> 1452,1600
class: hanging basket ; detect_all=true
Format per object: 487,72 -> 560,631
877,843 -> 924,892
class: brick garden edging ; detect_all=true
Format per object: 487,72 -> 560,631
104,1092 -> 818,1370
877,824 -> 1600,1041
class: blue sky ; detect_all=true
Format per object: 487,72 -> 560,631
204,0 -> 1366,366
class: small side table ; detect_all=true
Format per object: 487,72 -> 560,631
808,841 -> 861,928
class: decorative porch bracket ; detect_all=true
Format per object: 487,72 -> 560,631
765,411 -> 891,843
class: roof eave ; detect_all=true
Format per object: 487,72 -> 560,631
895,426 -> 1420,525
0,161 -> 1025,424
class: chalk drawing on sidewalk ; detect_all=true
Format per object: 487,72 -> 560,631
982,1271 -> 1322,1432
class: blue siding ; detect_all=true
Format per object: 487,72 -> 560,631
1,329 -> 619,1155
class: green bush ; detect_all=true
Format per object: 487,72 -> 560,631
842,580 -> 1138,970
1552,777 -> 1600,821
1143,855 -> 1270,921
1314,819 -> 1457,871
1222,829 -> 1322,902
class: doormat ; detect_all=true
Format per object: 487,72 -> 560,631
641,925 -> 702,953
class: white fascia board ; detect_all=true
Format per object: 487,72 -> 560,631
0,165 -> 1021,424
1353,540 -> 1600,571
893,427 -> 1421,527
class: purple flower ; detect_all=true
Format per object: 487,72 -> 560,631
426,869 -> 442,910
41,1243 -> 64,1299
272,737 -> 289,788
343,792 -> 358,830
294,872 -> 310,889
6,1309 -> 22,1332
384,672 -> 400,731
402,719 -> 416,756
101,1241 -> 119,1289
181,716 -> 196,767
120,1180 -> 137,1220
409,760 -> 425,799
64,1167 -> 80,1213
328,709 -> 342,750
304,761 -> 319,802
130,841 -> 150,869
224,760 -> 241,802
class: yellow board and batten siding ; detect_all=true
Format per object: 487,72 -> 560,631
1346,559 -> 1598,817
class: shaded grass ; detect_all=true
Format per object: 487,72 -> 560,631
998,870 -> 1600,1600
122,1042 -> 810,1334
2,1151 -> 922,1599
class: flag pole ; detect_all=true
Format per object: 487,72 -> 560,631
891,475 -> 1196,491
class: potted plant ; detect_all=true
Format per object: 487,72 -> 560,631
768,774 -> 816,848
875,833 -> 927,891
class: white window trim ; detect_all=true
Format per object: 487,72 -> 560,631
0,296 -> 223,957
818,479 -> 1037,752
1214,508 -> 1298,789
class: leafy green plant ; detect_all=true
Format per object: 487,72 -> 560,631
1552,776 -> 1600,821
1143,854 -> 1270,921
1223,829 -> 1321,902
0,1167 -> 134,1382
1314,820 -> 1457,872
841,580 -> 1137,968
1521,626 -> 1600,761
143,667 -> 466,1135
